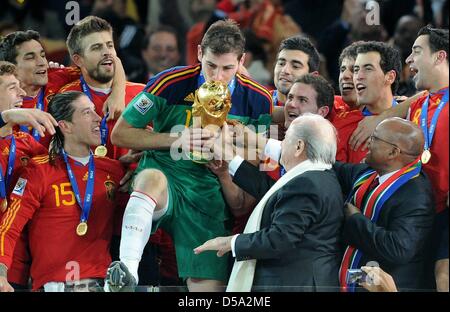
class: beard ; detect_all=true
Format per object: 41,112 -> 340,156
88,64 -> 114,84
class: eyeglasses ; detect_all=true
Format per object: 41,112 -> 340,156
369,135 -> 420,157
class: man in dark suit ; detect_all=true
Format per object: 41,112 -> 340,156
194,114 -> 344,292
336,117 -> 434,291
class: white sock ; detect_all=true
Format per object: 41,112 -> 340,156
119,191 -> 156,284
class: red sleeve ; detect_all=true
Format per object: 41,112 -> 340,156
47,66 -> 81,91
0,163 -> 43,268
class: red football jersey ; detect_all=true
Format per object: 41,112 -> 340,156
409,89 -> 449,213
0,154 -> 124,290
0,131 -> 48,194
59,80 -> 144,160
0,131 -> 47,286
333,109 -> 367,164
21,67 -> 81,148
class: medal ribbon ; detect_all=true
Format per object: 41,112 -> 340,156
272,90 -> 279,107
81,76 -> 109,148
420,88 -> 448,152
198,71 -> 236,96
100,113 -> 109,147
61,149 -> 95,225
339,158 -> 422,291
20,88 -> 44,141
80,76 -> 93,101
279,166 -> 286,177
0,136 -> 16,200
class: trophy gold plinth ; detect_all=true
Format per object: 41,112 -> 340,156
188,81 -> 232,163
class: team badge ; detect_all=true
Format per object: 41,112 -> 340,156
104,179 -> 116,201
20,156 -> 30,167
133,93 -> 153,115
12,178 -> 28,196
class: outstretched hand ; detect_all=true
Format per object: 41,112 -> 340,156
194,236 -> 233,257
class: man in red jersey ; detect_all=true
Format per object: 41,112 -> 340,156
349,26 -> 448,291
0,61 -> 49,291
61,16 -> 168,288
60,16 -> 144,160
335,41 -> 402,164
0,30 -> 125,149
0,91 -> 124,292
333,41 -> 366,163
0,30 -> 80,148
407,27 -> 449,292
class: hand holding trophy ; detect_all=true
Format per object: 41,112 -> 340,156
188,80 -> 232,163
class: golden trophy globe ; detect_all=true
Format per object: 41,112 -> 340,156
188,80 -> 232,163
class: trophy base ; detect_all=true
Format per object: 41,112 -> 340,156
186,151 -> 210,164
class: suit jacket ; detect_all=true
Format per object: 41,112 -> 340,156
333,162 -> 435,291
232,160 -> 344,291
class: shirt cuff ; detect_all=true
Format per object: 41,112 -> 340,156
231,234 -> 239,257
406,107 -> 411,120
264,139 -> 282,162
228,155 -> 245,177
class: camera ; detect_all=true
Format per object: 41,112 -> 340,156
346,269 -> 367,284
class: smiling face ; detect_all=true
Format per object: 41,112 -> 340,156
14,39 -> 48,91
284,82 -> 322,128
274,49 -> 311,96
338,56 -> 357,106
353,52 -> 389,107
0,73 -> 26,111
64,94 -> 102,147
73,31 -> 116,84
406,35 -> 436,91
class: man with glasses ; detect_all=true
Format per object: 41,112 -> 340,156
348,26 -> 448,291
334,117 -> 434,291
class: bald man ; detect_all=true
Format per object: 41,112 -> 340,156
195,114 -> 343,292
334,117 -> 434,292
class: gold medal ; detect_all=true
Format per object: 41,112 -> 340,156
1,198 -> 7,212
76,222 -> 88,236
421,149 -> 431,164
94,145 -> 108,157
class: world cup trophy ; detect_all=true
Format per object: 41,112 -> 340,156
188,80 -> 232,163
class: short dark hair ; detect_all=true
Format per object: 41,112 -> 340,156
0,60 -> 16,78
294,74 -> 334,112
0,30 -> 41,64
278,36 -> 320,73
356,41 -> 402,93
66,16 -> 113,56
142,25 -> 179,51
418,26 -> 449,62
48,91 -> 84,164
338,41 -> 364,67
200,19 -> 245,59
